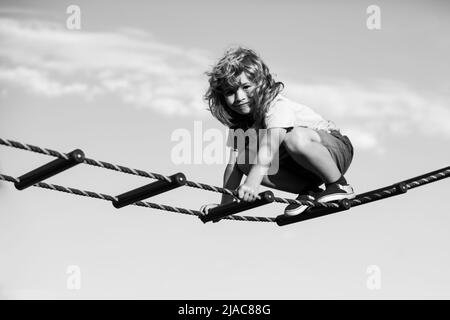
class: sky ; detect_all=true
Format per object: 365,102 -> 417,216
0,0 -> 449,299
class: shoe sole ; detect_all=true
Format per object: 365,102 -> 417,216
317,192 -> 356,203
284,205 -> 309,216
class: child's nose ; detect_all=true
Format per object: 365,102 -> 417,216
235,88 -> 246,101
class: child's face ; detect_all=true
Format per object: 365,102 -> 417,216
223,72 -> 255,116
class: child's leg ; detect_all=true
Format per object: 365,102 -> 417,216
282,127 -> 342,183
236,162 -> 317,194
281,127 -> 355,205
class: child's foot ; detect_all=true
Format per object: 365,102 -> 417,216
315,183 -> 355,203
283,188 -> 322,216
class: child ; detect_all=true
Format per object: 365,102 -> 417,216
200,47 -> 355,216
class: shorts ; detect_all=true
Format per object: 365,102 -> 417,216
277,127 -> 354,187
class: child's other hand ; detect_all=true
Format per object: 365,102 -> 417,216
237,184 -> 261,202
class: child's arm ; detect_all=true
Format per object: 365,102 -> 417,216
221,148 -> 243,205
237,128 -> 287,201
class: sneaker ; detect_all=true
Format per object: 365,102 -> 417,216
315,183 -> 356,203
284,193 -> 316,216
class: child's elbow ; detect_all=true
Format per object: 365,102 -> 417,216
258,157 -> 273,168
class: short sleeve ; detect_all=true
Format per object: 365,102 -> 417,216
265,100 -> 296,129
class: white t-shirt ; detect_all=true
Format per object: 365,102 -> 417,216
226,95 -> 337,151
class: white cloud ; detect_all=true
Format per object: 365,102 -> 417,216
341,126 -> 384,154
0,18 -> 211,115
0,66 -> 89,97
1,17 -> 449,152
285,80 -> 450,147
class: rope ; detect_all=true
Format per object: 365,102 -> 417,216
0,174 -> 275,223
349,167 -> 450,207
1,138 -> 449,223
0,138 -> 333,208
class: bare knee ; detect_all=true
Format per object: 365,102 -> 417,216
283,127 -> 321,156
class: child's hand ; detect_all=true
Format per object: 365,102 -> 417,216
236,183 -> 261,202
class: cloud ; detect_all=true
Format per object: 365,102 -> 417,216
342,126 -> 384,154
0,66 -> 89,97
0,18 -> 211,115
285,80 -> 450,147
1,17 -> 449,150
